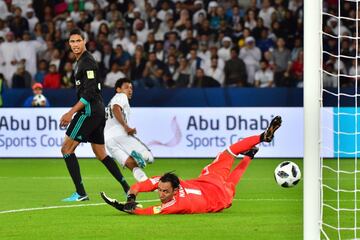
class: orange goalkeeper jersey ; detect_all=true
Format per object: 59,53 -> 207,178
132,175 -> 234,215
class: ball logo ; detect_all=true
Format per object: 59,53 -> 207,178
147,116 -> 182,147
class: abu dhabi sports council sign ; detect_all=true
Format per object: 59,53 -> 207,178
0,107 -> 333,158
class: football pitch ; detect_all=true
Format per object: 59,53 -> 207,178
0,158 -> 303,240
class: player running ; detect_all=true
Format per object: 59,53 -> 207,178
60,28 -> 130,202
105,78 -> 154,182
100,116 -> 282,214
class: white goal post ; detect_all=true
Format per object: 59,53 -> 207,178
304,0 -> 321,239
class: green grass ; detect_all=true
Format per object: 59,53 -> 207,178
321,158 -> 360,240
0,158 -> 303,240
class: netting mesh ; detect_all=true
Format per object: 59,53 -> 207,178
321,0 -> 360,239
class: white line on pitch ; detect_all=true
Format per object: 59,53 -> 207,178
0,198 -> 159,214
0,198 -> 304,215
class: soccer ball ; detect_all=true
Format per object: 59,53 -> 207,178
33,94 -> 46,107
274,161 -> 301,188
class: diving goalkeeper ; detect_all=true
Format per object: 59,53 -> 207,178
100,116 -> 282,214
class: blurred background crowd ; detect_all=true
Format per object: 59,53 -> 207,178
0,0 -> 335,90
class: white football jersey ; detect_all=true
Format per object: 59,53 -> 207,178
104,93 -> 130,139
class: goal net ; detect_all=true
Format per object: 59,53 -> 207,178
320,0 -> 360,239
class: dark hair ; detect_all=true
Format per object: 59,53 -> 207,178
115,78 -> 131,89
69,28 -> 85,40
160,172 -> 180,189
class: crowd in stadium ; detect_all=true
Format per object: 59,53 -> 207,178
0,0 -> 306,89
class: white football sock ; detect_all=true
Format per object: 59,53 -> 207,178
133,167 -> 148,182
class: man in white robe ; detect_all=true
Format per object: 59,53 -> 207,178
17,31 -> 46,77
0,32 -> 20,86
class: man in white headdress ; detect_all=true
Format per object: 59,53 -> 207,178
0,32 -> 20,86
17,31 -> 46,77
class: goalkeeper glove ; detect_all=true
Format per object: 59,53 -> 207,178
100,192 -> 135,214
127,193 -> 136,202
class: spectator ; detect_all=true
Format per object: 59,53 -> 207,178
165,55 -> 179,76
130,47 -> 147,84
187,48 -> 204,86
143,31 -> 156,53
91,10 -> 108,36
134,19 -> 150,44
127,33 -> 142,57
254,60 -> 274,88
258,0 -> 276,29
239,36 -> 261,86
106,2 -> 122,23
110,44 -> 131,74
173,56 -> 191,88
205,56 -> 225,86
60,61 -> 74,88
192,68 -> 220,88
104,62 -> 126,88
49,48 -> 62,71
112,27 -> 130,51
11,63 -> 32,88
198,41 -> 211,63
178,29 -> 198,56
8,6 -> 29,40
23,82 -> 50,107
272,37 -> 292,86
0,73 -> 5,106
244,9 -> 257,31
224,47 -> 247,87
34,59 -> 48,84
290,49 -> 304,87
237,27 -> 252,48
43,64 -> 61,89
17,31 -> 46,77
218,36 -> 232,62
192,1 -> 207,25
0,1 -> 10,20
0,32 -> 19,85
25,8 -> 39,33
0,18 -> 9,39
256,28 -> 274,53
291,37 -> 303,61
142,51 -> 166,88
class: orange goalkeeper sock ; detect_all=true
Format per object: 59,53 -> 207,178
228,135 -> 261,156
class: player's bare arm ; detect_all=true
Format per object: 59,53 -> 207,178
60,101 -> 85,127
112,104 -> 137,135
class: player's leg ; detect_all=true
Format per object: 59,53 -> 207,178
115,136 -> 151,182
200,135 -> 261,180
106,138 -> 148,182
226,116 -> 282,194
124,158 -> 148,182
129,135 -> 154,166
61,113 -> 88,201
226,148 -> 259,193
227,116 -> 282,156
200,116 -> 282,181
89,117 -> 130,194
92,143 -> 130,194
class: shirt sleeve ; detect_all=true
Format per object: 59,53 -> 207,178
79,60 -> 99,104
112,93 -> 128,109
130,176 -> 160,193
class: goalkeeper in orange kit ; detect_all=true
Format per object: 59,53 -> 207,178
101,116 -> 282,215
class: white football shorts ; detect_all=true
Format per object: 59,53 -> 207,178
105,135 -> 154,167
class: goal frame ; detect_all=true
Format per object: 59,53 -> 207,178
303,0 -> 321,239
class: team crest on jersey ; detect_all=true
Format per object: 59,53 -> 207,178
153,206 -> 161,214
75,80 -> 81,85
86,70 -> 95,79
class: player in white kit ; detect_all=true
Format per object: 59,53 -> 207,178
105,78 -> 154,182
